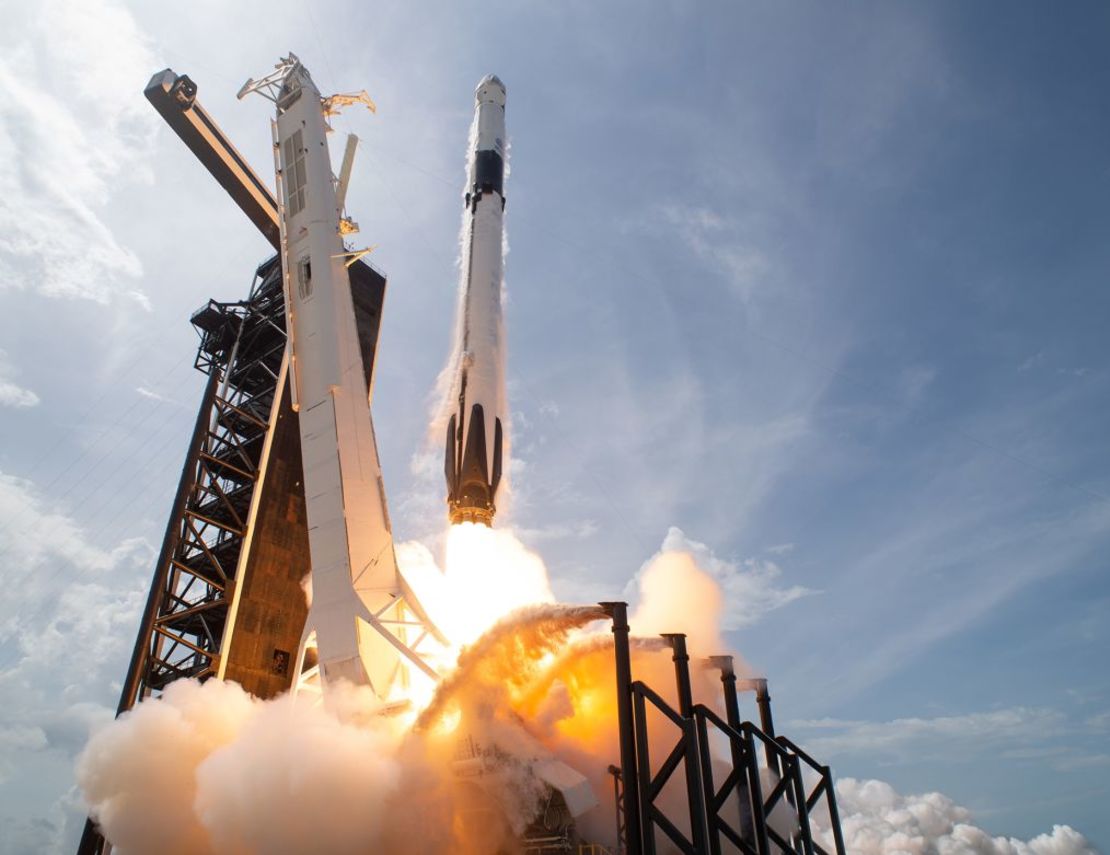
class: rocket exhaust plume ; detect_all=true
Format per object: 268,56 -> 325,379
416,603 -> 608,729
444,75 -> 509,526
77,513 -> 778,853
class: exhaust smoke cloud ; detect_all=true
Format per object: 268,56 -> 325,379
75,528 -> 1098,853
75,526 -> 741,853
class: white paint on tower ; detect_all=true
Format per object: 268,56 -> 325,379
238,55 -> 441,702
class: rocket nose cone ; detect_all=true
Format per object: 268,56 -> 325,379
475,74 -> 506,106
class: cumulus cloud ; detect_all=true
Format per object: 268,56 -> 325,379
0,379 -> 39,409
0,471 -> 150,576
818,778 -> 1098,855
0,0 -> 158,306
628,527 -> 815,635
0,471 -> 151,851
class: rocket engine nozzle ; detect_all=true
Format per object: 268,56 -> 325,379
445,404 -> 503,526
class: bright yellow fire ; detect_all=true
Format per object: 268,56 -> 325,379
439,522 -> 555,646
402,523 -> 556,653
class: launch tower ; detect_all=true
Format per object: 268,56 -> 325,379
78,63 -> 847,855
76,65 -> 404,854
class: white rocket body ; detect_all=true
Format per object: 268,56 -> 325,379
261,58 -> 438,699
445,75 -> 509,526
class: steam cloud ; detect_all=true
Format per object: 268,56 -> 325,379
74,529 -> 734,853
75,531 -> 1099,853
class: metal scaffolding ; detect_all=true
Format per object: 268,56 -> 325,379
120,257 -> 287,707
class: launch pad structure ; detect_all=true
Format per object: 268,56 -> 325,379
77,67 -> 397,854
78,63 -> 847,855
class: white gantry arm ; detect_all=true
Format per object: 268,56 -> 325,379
242,56 -> 442,704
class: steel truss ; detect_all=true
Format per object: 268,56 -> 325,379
80,65 -> 395,855
120,256 -> 287,706
602,604 -> 846,855
78,258 -> 288,855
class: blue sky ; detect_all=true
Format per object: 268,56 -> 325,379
1,0 -> 1108,850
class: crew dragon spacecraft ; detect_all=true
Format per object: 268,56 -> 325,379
445,75 -> 510,526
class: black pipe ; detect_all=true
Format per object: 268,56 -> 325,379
750,677 -> 803,846
754,675 -> 781,777
661,634 -> 710,854
75,821 -> 105,855
753,679 -> 774,740
661,634 -> 694,716
745,677 -> 779,776
601,602 -> 643,855
77,370 -> 220,855
708,655 -> 754,845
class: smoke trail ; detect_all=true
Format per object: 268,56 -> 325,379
427,106 -> 480,441
515,633 -> 667,726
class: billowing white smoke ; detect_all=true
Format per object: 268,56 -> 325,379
75,680 -> 404,855
75,530 -> 1100,853
821,778 -> 1097,855
629,540 -> 728,653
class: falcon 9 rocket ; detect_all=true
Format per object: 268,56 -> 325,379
445,75 -> 509,527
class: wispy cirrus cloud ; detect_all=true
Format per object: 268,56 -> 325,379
790,707 -> 1063,761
